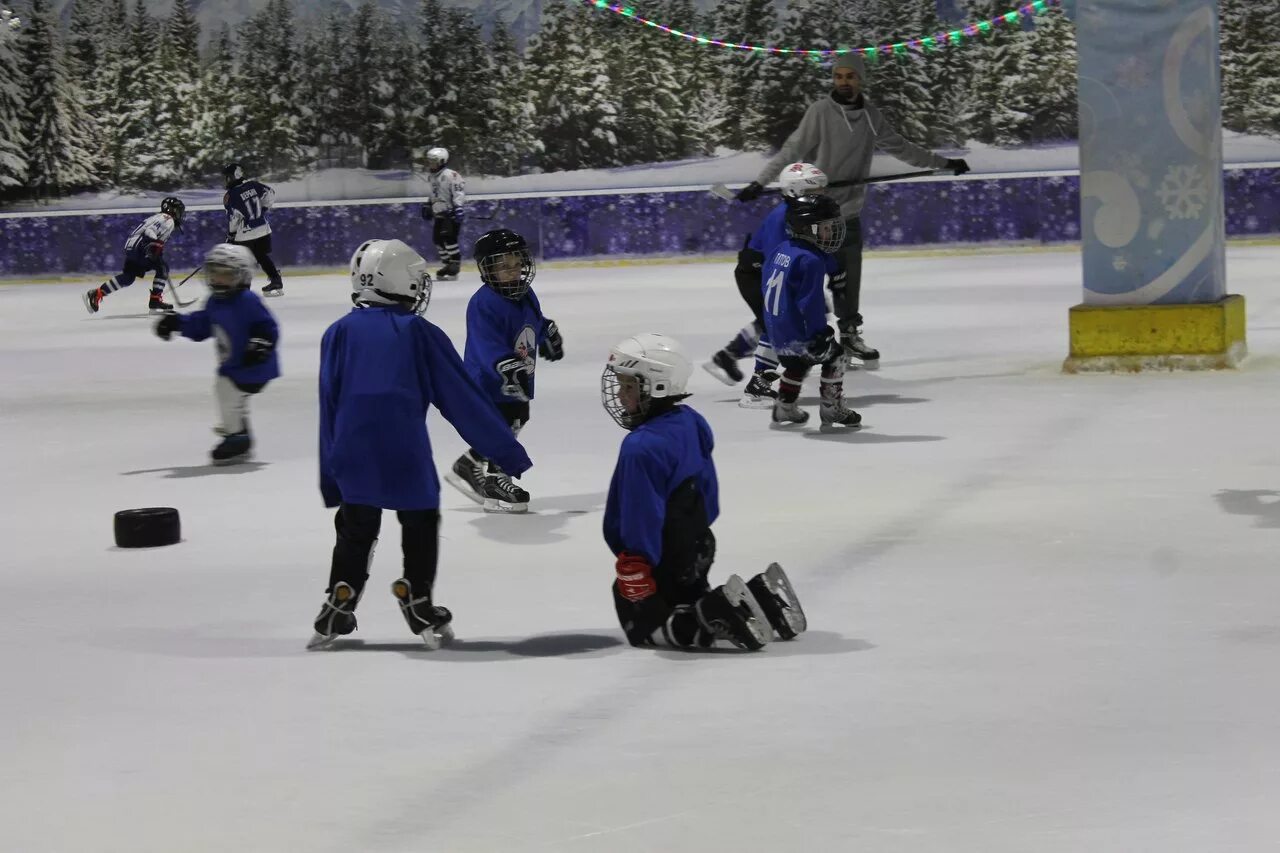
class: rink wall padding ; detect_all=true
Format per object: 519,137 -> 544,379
2,168 -> 1278,276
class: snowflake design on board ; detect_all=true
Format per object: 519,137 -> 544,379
1156,165 -> 1208,219
1114,55 -> 1152,90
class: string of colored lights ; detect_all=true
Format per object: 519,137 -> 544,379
582,0 -> 1060,60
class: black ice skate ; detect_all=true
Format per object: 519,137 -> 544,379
819,399 -> 862,428
747,563 -> 807,640
262,280 -> 284,298
738,371 -> 778,410
842,328 -> 880,370
483,466 -> 530,514
308,581 -> 360,649
211,431 -> 253,465
83,286 -> 104,314
701,349 -> 744,386
445,451 -> 487,504
695,575 -> 771,651
148,293 -> 173,314
390,578 -> 454,650
771,399 -> 809,427
435,265 -> 460,282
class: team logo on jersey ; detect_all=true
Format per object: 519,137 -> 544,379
215,326 -> 231,365
514,325 -> 537,363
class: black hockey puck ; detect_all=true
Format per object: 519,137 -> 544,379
114,507 -> 181,548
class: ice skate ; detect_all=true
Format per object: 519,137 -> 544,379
307,582 -> 360,649
842,328 -> 880,370
694,575 -> 771,651
738,371 -> 778,409
771,399 -> 809,427
701,349 -> 743,386
390,578 -> 454,650
747,563 -> 807,640
445,450 -> 487,504
435,264 -> 460,282
819,398 -> 862,428
262,280 -> 284,298
482,466 -> 529,514
210,431 -> 253,465
83,286 -> 104,314
148,293 -> 174,314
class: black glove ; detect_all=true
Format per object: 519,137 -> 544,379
946,158 -> 971,176
154,313 -> 181,341
495,356 -> 532,402
806,325 -> 840,363
225,232 -> 236,243
538,320 -> 564,362
420,204 -> 434,221
243,336 -> 274,366
736,181 -> 765,203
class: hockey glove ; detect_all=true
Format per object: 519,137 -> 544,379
615,552 -> 657,603
736,181 -> 765,203
154,313 -> 181,341
243,337 -> 274,366
806,325 -> 840,363
946,158 -> 971,176
495,356 -> 533,402
148,241 -> 165,259
420,204 -> 434,221
225,232 -> 236,243
538,320 -> 564,362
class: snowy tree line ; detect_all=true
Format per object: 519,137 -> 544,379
0,0 -> 1275,201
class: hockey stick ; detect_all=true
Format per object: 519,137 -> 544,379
167,265 -> 203,309
709,169 -> 944,202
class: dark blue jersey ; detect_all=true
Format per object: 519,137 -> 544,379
747,202 -> 789,256
223,180 -> 275,240
603,406 -> 719,566
463,285 -> 549,404
319,306 -> 532,511
176,289 -> 280,385
760,238 -> 839,354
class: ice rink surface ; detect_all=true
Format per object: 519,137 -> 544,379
4,246 -> 1280,852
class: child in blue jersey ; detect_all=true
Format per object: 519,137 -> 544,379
601,333 -> 807,651
310,238 -> 532,650
83,196 -> 185,315
760,194 -> 863,429
446,228 -> 563,514
153,243 -> 279,465
702,164 -> 847,409
223,163 -> 284,297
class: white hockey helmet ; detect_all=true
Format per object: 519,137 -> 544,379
204,242 -> 256,296
349,238 -> 432,315
601,333 -> 692,429
426,147 -> 449,170
779,162 -> 828,198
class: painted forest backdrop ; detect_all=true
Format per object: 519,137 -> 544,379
0,0 -> 1277,206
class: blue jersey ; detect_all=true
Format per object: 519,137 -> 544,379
175,289 -> 280,386
319,306 -> 532,511
463,285 -> 550,404
224,180 -> 275,241
746,202 -> 789,256
760,238 -> 839,355
603,406 -> 719,566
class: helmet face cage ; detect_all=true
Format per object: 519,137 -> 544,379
601,365 -> 650,430
404,263 -> 433,315
349,240 -> 433,315
205,263 -> 250,297
479,248 -> 536,300
809,217 -> 847,253
426,148 -> 448,170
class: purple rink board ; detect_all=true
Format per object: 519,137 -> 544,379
2,168 -> 1277,277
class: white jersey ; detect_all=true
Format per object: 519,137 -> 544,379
123,213 -> 176,254
427,168 -> 466,215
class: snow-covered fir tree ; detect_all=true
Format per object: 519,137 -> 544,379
659,0 -> 725,157
616,8 -> 683,163
960,0 -> 1028,146
413,0 -> 462,168
234,0 -> 305,177
755,4 -> 832,150
191,24 -> 241,180
113,0 -> 164,186
0,5 -> 26,192
1019,4 -> 1076,143
469,15 -> 541,175
715,0 -> 776,150
1220,0 -> 1280,137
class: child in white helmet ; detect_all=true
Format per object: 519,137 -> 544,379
419,147 -> 466,280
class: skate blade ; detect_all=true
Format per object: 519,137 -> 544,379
82,292 -> 98,315
763,562 -> 807,636
436,274 -> 458,281
149,306 -> 175,315
262,290 -> 284,298
211,451 -> 255,466
817,421 -> 863,433
722,575 -> 772,650
483,497 -> 529,514
845,358 -> 880,371
444,472 -> 484,505
701,360 -> 740,387
307,632 -> 339,650
769,417 -> 809,430
416,622 -> 455,650
738,396 -> 776,410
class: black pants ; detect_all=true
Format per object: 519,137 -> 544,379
433,217 -> 462,269
734,241 -> 766,325
328,504 -> 440,597
233,234 -> 283,287
469,402 -> 528,470
833,216 -> 864,329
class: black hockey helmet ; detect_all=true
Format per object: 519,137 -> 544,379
160,196 -> 185,229
473,228 -> 536,300
785,194 -> 845,253
223,162 -> 245,188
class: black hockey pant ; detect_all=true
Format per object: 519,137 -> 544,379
233,234 -> 283,287
328,504 -> 440,598
433,217 -> 462,271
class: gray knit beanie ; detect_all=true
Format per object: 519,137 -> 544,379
831,53 -> 866,79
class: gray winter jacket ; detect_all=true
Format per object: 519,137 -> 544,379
756,93 -> 950,219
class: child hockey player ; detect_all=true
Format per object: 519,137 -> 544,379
83,196 -> 185,315
418,147 -> 466,280
762,194 -> 862,429
312,238 -> 532,650
447,228 -> 563,514
601,332 -> 806,650
153,243 -> 280,464
702,163 -> 845,409
223,163 -> 285,297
